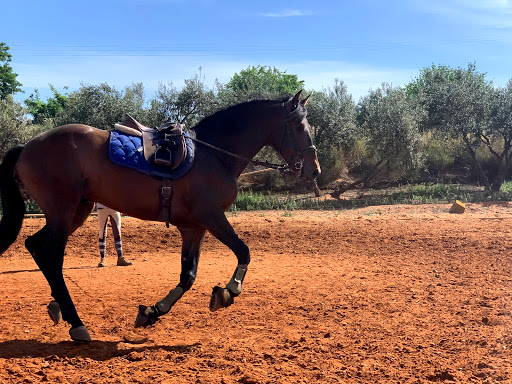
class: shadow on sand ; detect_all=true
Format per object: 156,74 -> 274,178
0,339 -> 201,361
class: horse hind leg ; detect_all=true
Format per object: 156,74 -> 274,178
24,226 -> 65,325
26,199 -> 94,261
29,200 -> 95,329
135,227 -> 206,327
29,200 -> 94,341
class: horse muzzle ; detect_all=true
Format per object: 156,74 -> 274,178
300,163 -> 321,181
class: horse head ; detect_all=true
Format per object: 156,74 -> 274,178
275,90 -> 321,181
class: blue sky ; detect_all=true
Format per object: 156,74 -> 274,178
2,0 -> 512,102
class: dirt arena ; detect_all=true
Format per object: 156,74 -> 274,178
0,203 -> 511,383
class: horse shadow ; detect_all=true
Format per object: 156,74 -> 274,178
0,265 -> 103,275
0,339 -> 201,361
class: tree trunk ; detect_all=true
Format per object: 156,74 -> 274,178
490,160 -> 508,192
463,137 -> 490,189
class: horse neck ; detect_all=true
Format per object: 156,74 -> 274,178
197,102 -> 283,176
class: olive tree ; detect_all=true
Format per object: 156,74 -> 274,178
358,83 -> 424,181
55,83 -> 149,130
0,97 -> 45,157
486,80 -> 512,191
306,79 -> 357,184
407,64 -> 511,191
148,71 -> 217,128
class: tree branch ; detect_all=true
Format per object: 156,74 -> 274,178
331,159 -> 388,198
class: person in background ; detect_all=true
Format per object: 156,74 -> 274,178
96,203 -> 133,267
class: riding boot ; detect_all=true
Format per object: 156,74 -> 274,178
117,257 -> 133,266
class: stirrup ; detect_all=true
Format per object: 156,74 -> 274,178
154,146 -> 173,166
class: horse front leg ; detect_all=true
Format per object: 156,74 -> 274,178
135,227 -> 206,328
201,212 -> 250,312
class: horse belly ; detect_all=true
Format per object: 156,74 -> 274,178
84,164 -> 164,221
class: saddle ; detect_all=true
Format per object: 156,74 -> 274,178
114,114 -> 188,170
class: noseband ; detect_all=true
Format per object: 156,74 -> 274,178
279,104 -> 317,176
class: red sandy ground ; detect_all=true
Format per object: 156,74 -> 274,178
0,203 -> 511,383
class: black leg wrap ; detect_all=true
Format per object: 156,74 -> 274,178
134,305 -> 161,328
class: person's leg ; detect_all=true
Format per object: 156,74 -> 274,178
97,207 -> 109,267
109,211 -> 132,266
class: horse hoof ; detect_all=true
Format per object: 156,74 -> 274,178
209,286 -> 234,312
47,301 -> 62,325
134,305 -> 159,328
69,326 -> 91,342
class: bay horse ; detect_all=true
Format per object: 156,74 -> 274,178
0,91 -> 320,342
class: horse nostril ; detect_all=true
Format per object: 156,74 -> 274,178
312,169 -> 320,178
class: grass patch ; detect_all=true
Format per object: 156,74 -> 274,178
11,182 -> 512,215
229,183 -> 512,212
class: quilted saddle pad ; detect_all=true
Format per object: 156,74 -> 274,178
108,130 -> 195,179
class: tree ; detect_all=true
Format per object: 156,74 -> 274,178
407,64 -> 510,191
306,79 -> 357,183
0,97 -> 45,157
216,66 -> 306,189
358,83 -> 424,181
25,86 -> 68,125
486,80 -> 512,191
220,65 -> 304,103
149,70 -> 217,128
0,43 -> 22,100
55,82 -> 149,130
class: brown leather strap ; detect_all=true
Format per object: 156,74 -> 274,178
158,179 -> 173,226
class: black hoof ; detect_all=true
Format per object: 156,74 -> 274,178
69,326 -> 91,342
47,301 -> 62,325
134,305 -> 159,328
209,286 -> 234,312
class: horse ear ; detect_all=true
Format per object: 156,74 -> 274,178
300,94 -> 310,106
287,90 -> 303,112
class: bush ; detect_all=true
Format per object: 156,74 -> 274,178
420,131 -> 464,177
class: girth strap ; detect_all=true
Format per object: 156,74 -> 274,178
158,179 -> 173,227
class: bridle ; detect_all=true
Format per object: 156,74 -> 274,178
188,103 -> 317,177
278,103 -> 318,176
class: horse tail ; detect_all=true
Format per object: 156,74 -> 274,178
0,145 -> 26,255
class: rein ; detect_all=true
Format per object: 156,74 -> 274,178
187,135 -> 290,173
188,103 -> 315,176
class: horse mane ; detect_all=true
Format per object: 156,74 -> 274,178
192,97 -> 305,141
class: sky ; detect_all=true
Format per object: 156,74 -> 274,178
2,0 -> 512,103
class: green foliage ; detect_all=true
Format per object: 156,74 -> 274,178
230,190 -> 328,211
55,82 -> 149,130
0,43 -> 22,100
0,97 -> 43,157
149,70 -> 218,128
221,65 -> 304,102
25,199 -> 42,214
406,63 -> 512,191
419,131 -> 465,177
358,83 -> 424,179
25,86 -> 68,125
307,79 -> 357,184
228,183 -> 512,212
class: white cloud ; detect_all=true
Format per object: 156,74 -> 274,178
415,0 -> 512,29
259,9 -> 312,18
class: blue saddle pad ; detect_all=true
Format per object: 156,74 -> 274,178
109,130 -> 195,179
